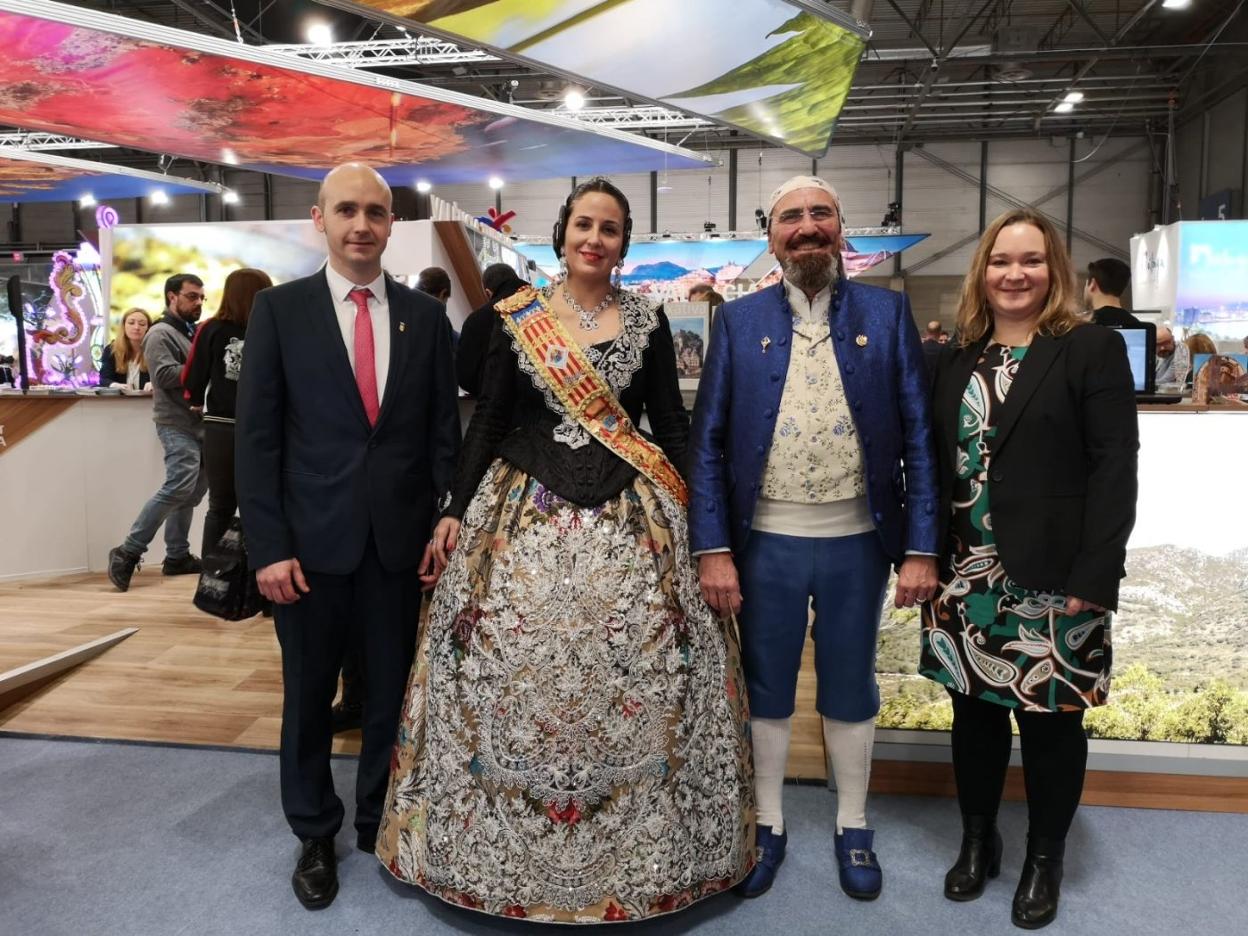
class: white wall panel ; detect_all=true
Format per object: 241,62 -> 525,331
900,142 -> 982,277
656,150 -> 729,234
1069,138 -> 1152,268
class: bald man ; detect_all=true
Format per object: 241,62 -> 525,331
689,176 -> 938,901
236,163 -> 460,909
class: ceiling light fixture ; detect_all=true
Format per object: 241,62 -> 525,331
222,190 -> 240,204
1055,101 -> 1075,114
415,180 -> 432,193
564,89 -> 586,112
488,176 -> 504,190
1162,0 -> 1191,9
221,147 -> 239,165
1063,91 -> 1085,104
150,189 -> 169,205
306,22 -> 334,46
78,193 -> 96,207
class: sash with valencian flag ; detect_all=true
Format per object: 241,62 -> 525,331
495,286 -> 688,506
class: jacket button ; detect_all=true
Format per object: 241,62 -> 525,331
925,503 -> 935,515
836,330 -> 845,341
991,470 -> 1003,483
741,520 -> 750,529
368,440 -> 378,450
845,364 -> 855,375
750,482 -> 758,491
770,372 -> 781,382
756,445 -> 765,455
764,408 -> 774,418
853,401 -> 863,411
706,503 -> 716,512
874,512 -> 884,522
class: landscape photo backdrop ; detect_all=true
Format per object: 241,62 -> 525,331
877,411 -> 1248,745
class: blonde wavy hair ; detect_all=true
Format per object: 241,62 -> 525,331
111,307 -> 152,371
954,208 -> 1086,347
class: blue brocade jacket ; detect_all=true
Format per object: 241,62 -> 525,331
688,280 -> 939,562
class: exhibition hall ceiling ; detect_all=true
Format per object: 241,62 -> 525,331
319,0 -> 868,157
0,0 -> 709,185
0,150 -> 224,202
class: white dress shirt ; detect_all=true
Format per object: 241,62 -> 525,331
324,263 -> 391,403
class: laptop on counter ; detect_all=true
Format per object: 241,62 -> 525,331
1103,321 -> 1183,404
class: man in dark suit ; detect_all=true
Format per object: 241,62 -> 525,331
235,163 -> 460,910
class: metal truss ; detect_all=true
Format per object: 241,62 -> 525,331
264,37 -> 499,67
566,107 -> 712,131
0,133 -> 116,151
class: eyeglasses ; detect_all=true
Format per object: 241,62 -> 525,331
179,292 -> 205,302
773,205 -> 838,227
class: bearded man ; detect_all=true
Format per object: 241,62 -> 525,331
688,176 -> 939,901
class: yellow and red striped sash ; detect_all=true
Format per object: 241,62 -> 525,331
496,286 -> 688,505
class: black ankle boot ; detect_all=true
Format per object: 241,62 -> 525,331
1012,836 -> 1065,929
944,814 -> 1002,901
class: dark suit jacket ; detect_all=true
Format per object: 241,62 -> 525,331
931,325 -> 1139,610
235,269 -> 461,575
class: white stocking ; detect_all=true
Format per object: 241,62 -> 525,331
751,716 -> 792,833
822,716 -> 875,833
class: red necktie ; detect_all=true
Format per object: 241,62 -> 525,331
348,287 -> 380,426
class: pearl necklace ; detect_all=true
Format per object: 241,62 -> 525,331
562,284 -> 615,330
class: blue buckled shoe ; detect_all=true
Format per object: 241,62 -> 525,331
736,825 -> 787,898
835,826 -> 882,900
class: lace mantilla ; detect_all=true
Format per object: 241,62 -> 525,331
510,287 -> 659,449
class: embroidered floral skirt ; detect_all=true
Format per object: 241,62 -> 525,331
376,459 -> 754,923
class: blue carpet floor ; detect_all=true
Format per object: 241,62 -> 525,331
1,735 -> 1244,936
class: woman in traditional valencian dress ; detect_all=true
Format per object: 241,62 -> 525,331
376,178 -> 753,923
920,209 -> 1138,930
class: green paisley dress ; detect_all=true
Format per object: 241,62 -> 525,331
919,343 -> 1112,712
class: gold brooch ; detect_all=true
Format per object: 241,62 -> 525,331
399,321 -> 407,332
856,334 -> 868,347
761,336 -> 772,353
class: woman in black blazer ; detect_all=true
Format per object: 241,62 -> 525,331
98,307 -> 151,389
920,209 -> 1138,929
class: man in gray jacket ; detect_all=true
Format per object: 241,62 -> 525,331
108,273 -> 209,590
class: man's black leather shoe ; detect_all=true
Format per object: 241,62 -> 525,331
292,837 -> 338,910
107,547 -> 141,592
161,553 -> 202,576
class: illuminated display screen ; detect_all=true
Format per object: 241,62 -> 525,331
326,0 -> 867,155
0,154 -> 216,203
0,3 -> 708,186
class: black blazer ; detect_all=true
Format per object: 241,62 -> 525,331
235,269 -> 461,575
931,325 -> 1139,610
98,344 -> 149,389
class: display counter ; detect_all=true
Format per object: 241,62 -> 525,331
5,394 -> 1246,798
0,394 -> 479,582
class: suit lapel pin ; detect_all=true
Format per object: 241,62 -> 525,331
399,321 -> 407,332
856,334 -> 868,347
761,336 -> 772,353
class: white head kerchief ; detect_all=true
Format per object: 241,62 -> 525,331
767,175 -> 840,217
